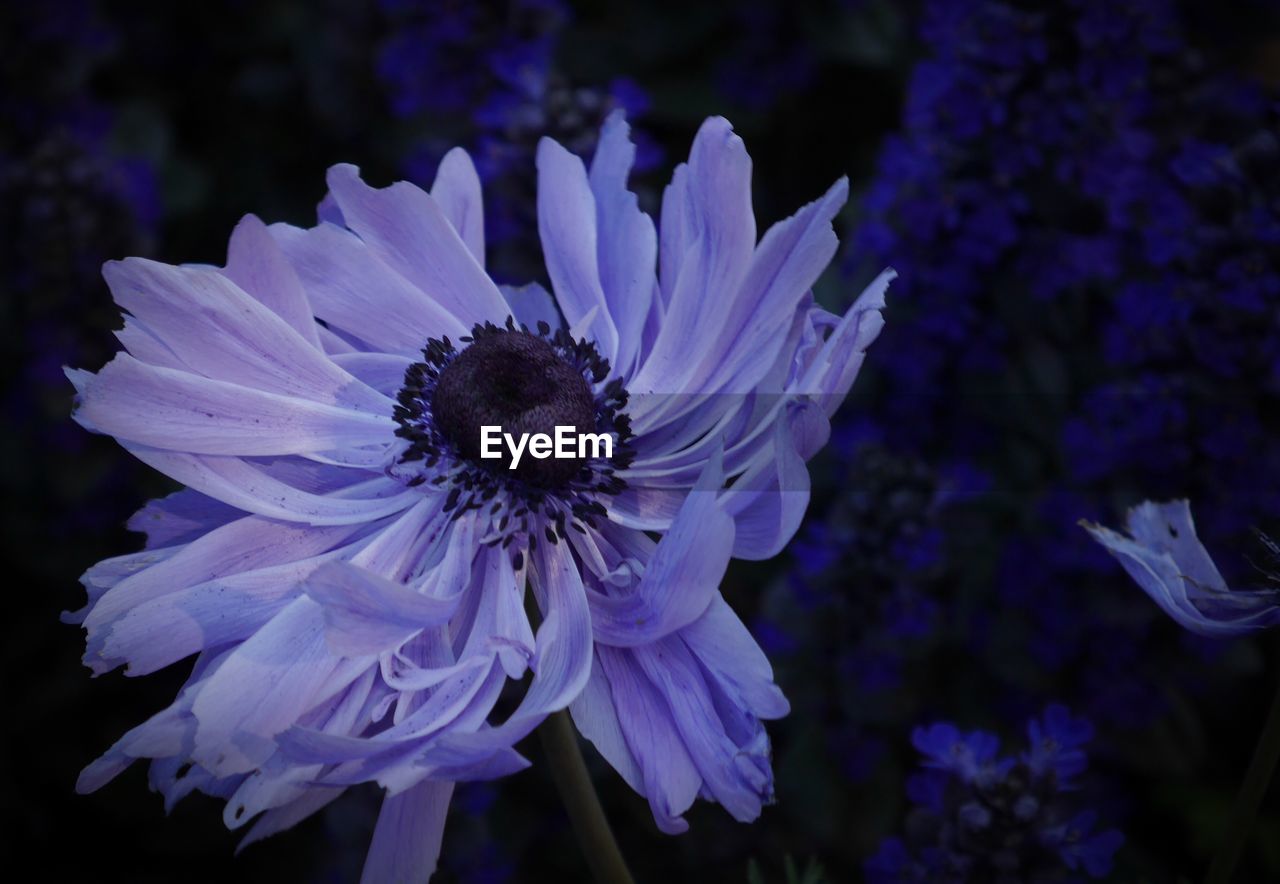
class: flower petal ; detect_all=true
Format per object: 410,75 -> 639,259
82,515 -> 371,643
631,117 -> 755,396
305,561 -> 460,658
590,458 -> 732,647
190,596 -> 368,775
124,448 -> 416,525
793,268 -> 894,414
588,111 -> 656,379
705,177 -> 847,395
500,281 -> 562,333
331,352 -> 414,398
103,258 -> 386,412
568,653 -> 645,794
223,213 -> 322,348
360,781 -> 454,884
607,485 -> 686,532
270,219 -> 469,353
720,403 -> 814,560
225,667 -> 378,829
70,355 -> 395,456
537,137 -> 619,363
430,147 -> 485,265
1123,500 -> 1228,591
632,637 -> 773,823
325,163 -> 509,329
97,549 -> 362,676
127,488 -> 243,549
597,645 -> 701,833
430,539 -> 593,762
1084,501 -> 1280,637
681,596 -> 789,720
238,787 -> 344,852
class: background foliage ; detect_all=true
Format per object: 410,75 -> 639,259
5,1 -> 1280,880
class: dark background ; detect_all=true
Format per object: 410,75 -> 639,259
5,1 -> 1280,881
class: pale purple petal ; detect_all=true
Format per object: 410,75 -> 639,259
222,213 -> 322,348
792,268 -> 894,414
69,356 -> 395,456
1123,499 -> 1229,591
102,258 -> 385,412
705,177 -> 847,395
190,597 -> 369,775
681,596 -> 789,720
430,147 -> 485,264
657,163 -> 693,308
127,488 -> 242,549
720,403 -> 814,560
632,637 -> 772,823
123,448 -> 417,525
568,654 -> 645,795
305,560 -> 460,658
238,787 -> 344,851
77,646 -> 234,793
270,219 -> 469,353
536,137 -> 619,363
588,111 -> 656,379
113,315 -> 184,369
360,781 -> 454,884
500,282 -> 562,333
597,645 -> 701,833
1085,500 -> 1280,637
607,485 -> 686,532
95,548 -> 362,676
631,117 -> 755,397
325,163 -> 509,329
227,668 -> 377,829
64,545 -> 182,625
82,515 -> 372,646
331,352 -> 414,397
430,539 -> 593,761
590,457 -> 732,647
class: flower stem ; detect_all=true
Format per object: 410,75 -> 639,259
1205,663 -> 1280,884
538,709 -> 636,884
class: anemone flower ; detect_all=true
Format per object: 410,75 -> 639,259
1083,500 -> 1280,637
67,111 -> 893,881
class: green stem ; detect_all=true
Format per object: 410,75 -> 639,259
1205,667 -> 1280,884
538,710 -> 636,884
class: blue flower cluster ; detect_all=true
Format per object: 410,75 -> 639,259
866,706 -> 1123,883
377,0 -> 570,119
375,0 -> 657,281
713,1 -> 818,111
2,1 -> 158,536
838,0 -> 1280,728
760,431 -> 956,780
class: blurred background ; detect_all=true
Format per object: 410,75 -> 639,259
5,0 -> 1280,880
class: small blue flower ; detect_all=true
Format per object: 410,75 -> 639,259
912,722 -> 1004,784
1022,704 -> 1093,786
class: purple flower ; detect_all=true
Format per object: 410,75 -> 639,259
1083,499 -> 1280,637
66,112 -> 892,878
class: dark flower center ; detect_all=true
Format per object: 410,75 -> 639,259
392,319 -> 633,560
431,330 -> 597,488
